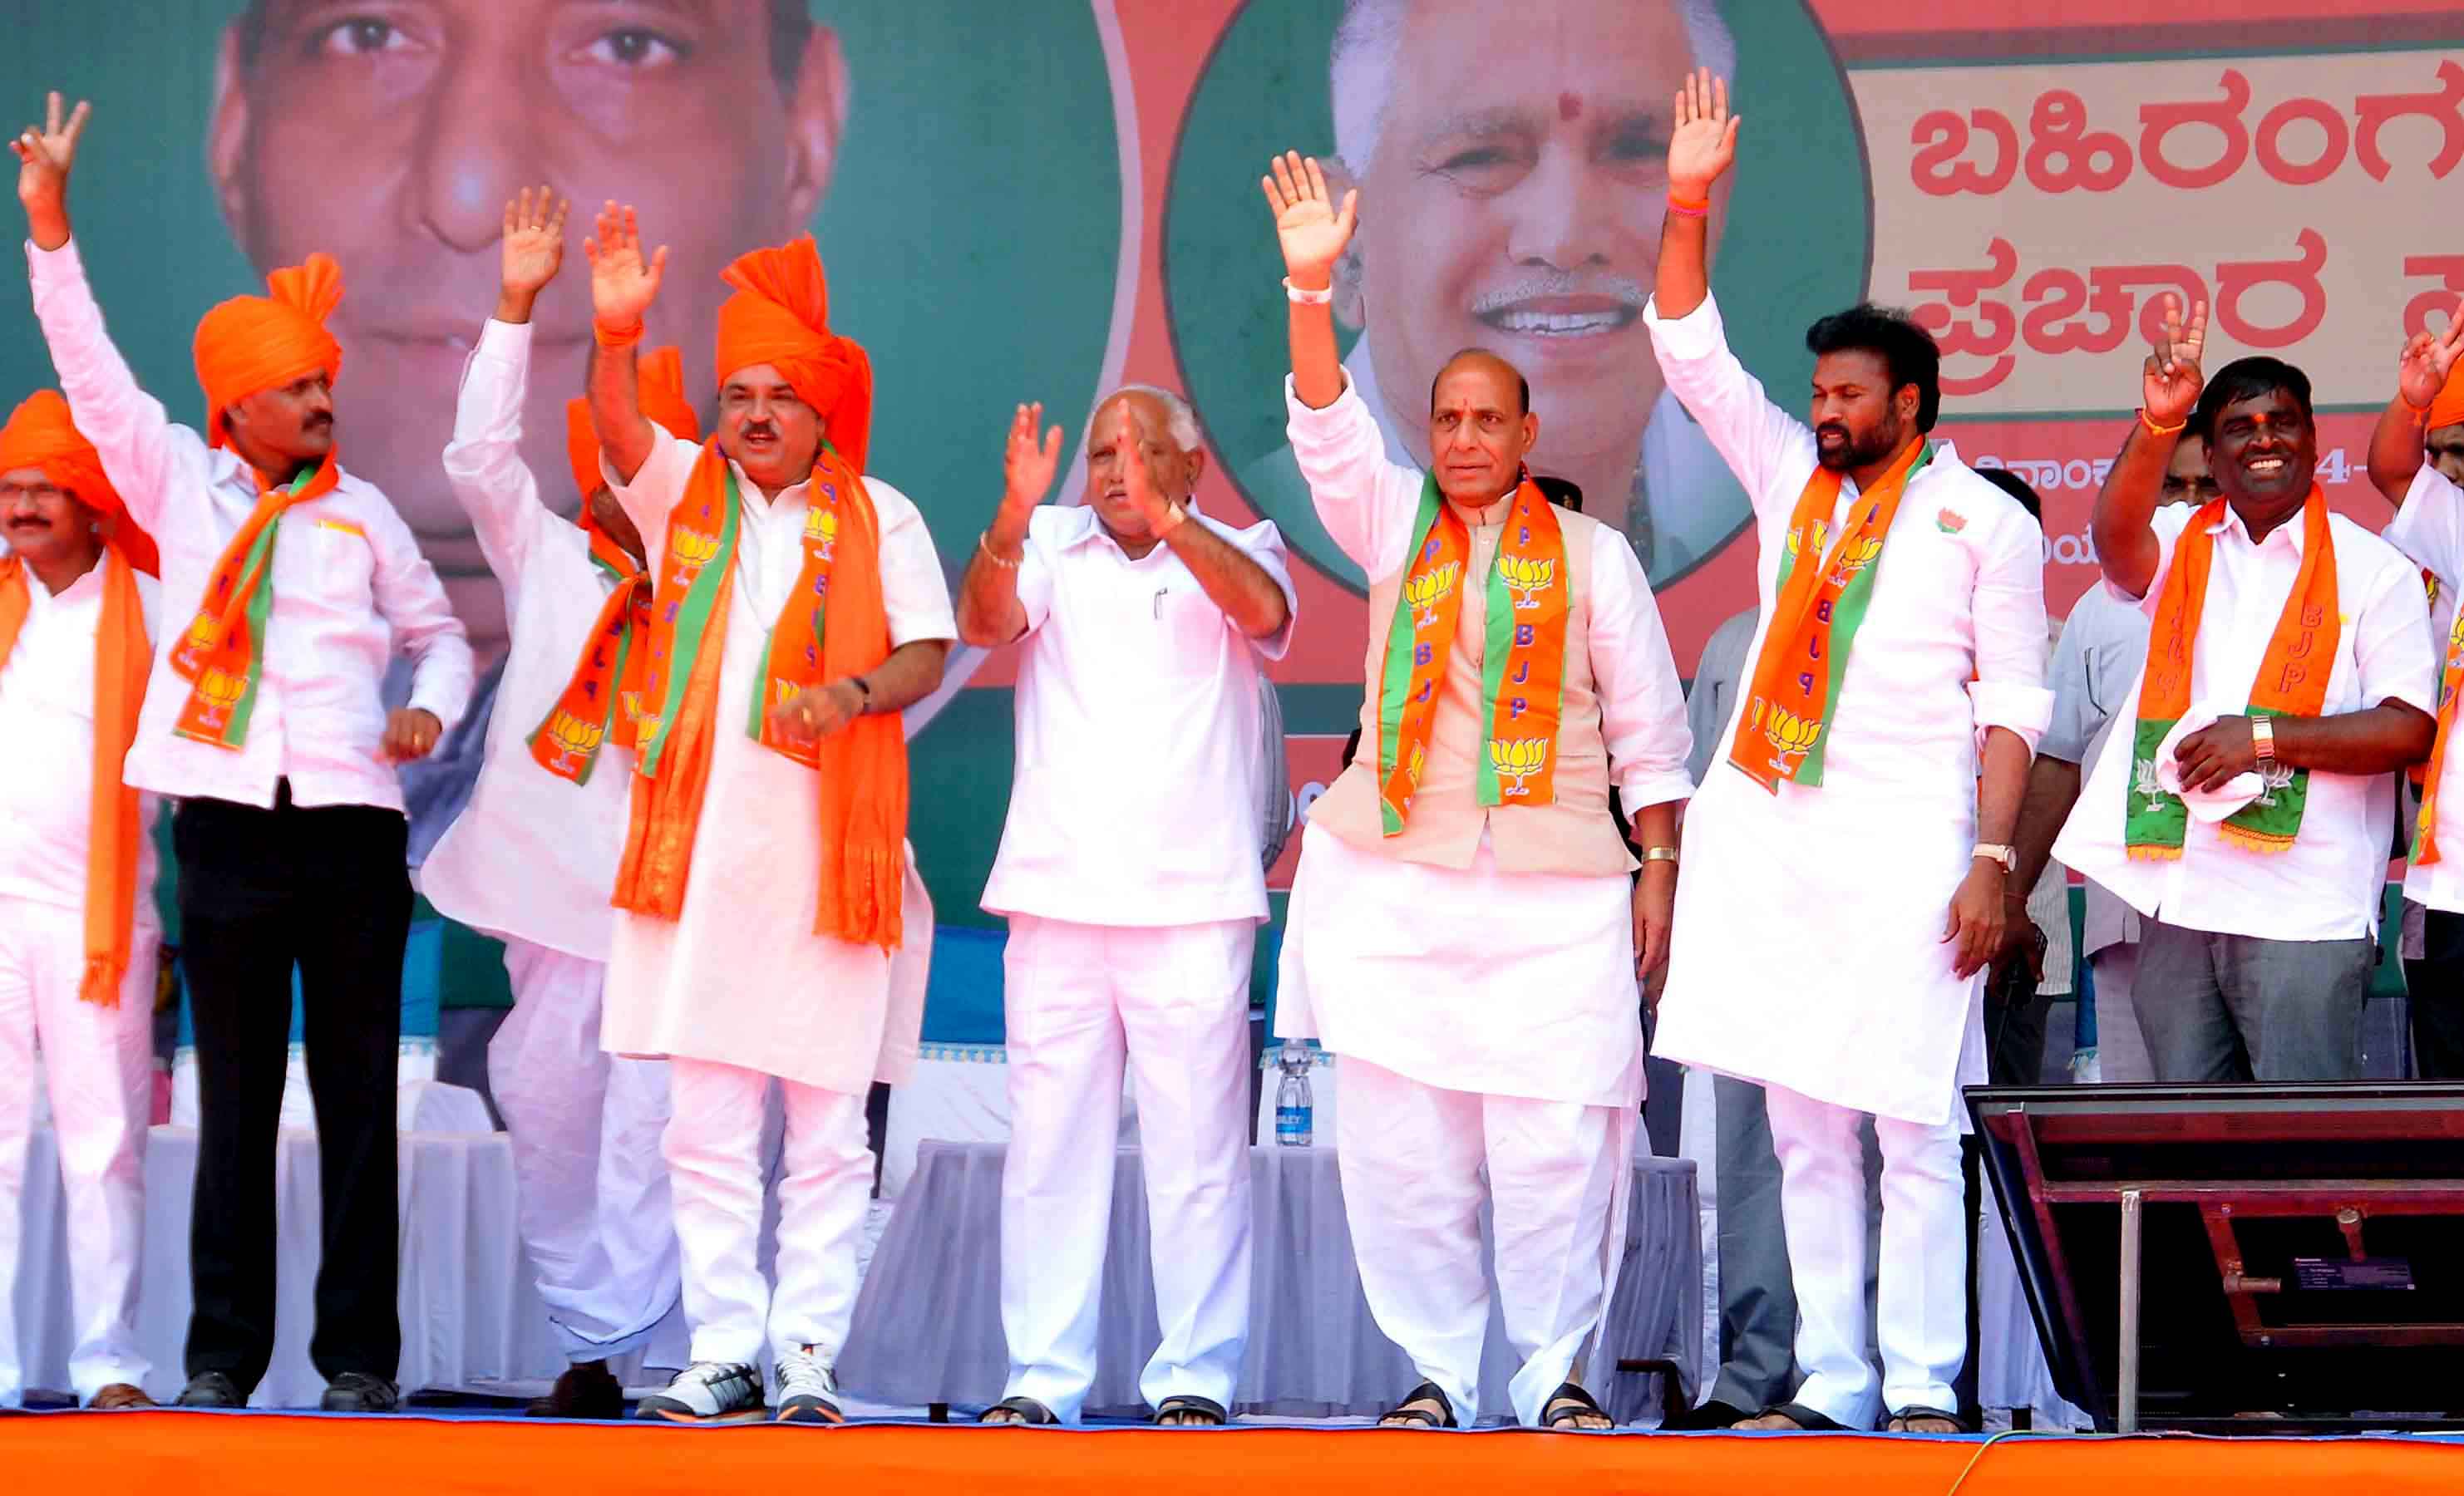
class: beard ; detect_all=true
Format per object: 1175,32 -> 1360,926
1816,414 -> 1906,473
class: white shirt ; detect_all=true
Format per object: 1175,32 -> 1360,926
420,318 -> 633,960
2038,583 -> 2154,956
1642,289 -> 2053,1126
2381,464 -> 2464,914
2054,501 -> 2435,942
27,238 -> 473,814
0,559 -> 163,921
981,501 -> 1297,927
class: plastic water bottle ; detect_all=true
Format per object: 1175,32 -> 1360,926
1274,1043 -> 1314,1149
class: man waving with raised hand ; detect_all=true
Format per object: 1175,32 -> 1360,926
1266,148 -> 1694,1433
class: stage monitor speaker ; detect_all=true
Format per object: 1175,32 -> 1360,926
1969,1082 -> 2464,1434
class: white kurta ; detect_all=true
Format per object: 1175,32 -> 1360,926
602,429 -> 955,1096
2387,464 -> 2464,915
423,317 -> 633,960
1643,293 -> 2053,1129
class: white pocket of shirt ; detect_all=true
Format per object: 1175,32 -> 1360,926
293,518 -> 376,605
1155,587 -> 1229,677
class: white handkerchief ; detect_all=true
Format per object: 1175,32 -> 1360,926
2153,709 -> 2264,823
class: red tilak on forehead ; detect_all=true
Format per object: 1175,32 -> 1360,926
1558,91 -> 1582,121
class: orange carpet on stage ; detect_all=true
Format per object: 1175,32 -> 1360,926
10,1414 -> 2464,1494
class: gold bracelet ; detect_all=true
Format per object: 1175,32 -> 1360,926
1642,846 -> 1680,865
977,530 -> 1023,569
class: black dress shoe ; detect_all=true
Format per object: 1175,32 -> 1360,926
320,1372 -> 401,1413
1662,1398 -> 1753,1431
175,1372 -> 244,1409
525,1361 -> 626,1420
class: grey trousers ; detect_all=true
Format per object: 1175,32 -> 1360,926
2133,917 -> 2372,1082
1706,1075 -> 1880,1413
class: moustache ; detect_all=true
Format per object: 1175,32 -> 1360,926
1816,423 -> 1849,440
303,412 -> 335,431
1466,270 -> 1649,316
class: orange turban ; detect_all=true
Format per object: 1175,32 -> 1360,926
564,346 -> 702,503
2429,357 -> 2464,433
0,390 -> 157,576
712,235 -> 873,473
192,253 -> 344,450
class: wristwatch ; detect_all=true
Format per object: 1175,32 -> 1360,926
2251,715 -> 2276,763
1973,843 -> 2016,873
849,676 -> 874,716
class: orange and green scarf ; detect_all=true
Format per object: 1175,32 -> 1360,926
611,440 -> 908,948
169,455 -> 339,749
2416,603 -> 2464,866
2128,490 -> 2338,859
1729,438 -> 1931,790
1374,473 -> 1568,832
528,524 -> 653,786
0,550 -> 150,1005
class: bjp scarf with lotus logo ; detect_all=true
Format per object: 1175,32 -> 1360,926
1728,438 -> 1932,792
1375,471 -> 1568,833
170,457 -> 340,750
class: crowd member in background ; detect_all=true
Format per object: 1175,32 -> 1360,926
582,206 -> 953,1424
958,386 -> 1295,1427
1266,150 -> 1693,1431
2054,302 -> 2435,1085
0,391 -> 160,1410
19,91 -> 473,1414
2368,302 -> 2464,1078
425,190 -> 694,1419
1648,73 -> 2051,1435
2007,421 -> 2220,1085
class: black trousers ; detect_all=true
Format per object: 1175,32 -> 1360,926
2406,908 -> 2464,1080
175,786 -> 408,1390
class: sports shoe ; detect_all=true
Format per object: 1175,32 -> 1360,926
773,1346 -> 844,1425
636,1361 -> 763,1424
526,1360 -> 626,1420
319,1372 -> 400,1413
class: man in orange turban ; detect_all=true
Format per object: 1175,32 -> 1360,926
426,191 -> 703,1420
17,90 -> 474,1415
575,203 -> 953,1424
0,391 -> 162,1410
2373,301 -> 2464,1078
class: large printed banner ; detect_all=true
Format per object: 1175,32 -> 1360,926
2,2 -> 2460,934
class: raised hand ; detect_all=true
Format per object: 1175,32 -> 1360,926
2142,293 -> 2208,428
998,402 -> 1063,519
499,186 -> 569,319
1261,150 -> 1357,291
2399,295 -> 2464,412
582,201 -> 668,332
1668,68 -> 1739,199
1116,416 -> 1177,532
12,91 -> 90,249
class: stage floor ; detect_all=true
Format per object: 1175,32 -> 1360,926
9,1409 -> 2464,1494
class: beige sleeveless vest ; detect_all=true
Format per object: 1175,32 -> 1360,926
1308,493 -> 1634,876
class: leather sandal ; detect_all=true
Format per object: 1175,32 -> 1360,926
1378,1380 -> 1456,1429
1539,1381 -> 1614,1430
978,1396 -> 1058,1425
1153,1395 -> 1227,1426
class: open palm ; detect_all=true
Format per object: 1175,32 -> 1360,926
1001,401 -> 1062,514
1668,69 -> 1738,197
12,91 -> 88,216
501,186 -> 569,298
583,201 -> 668,328
2142,293 -> 2208,426
1261,150 -> 1357,284
2399,296 -> 2464,411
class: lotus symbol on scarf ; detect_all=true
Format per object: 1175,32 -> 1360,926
1490,736 -> 1548,795
2255,757 -> 2297,805
1402,562 -> 1461,631
2131,755 -> 2168,812
1407,742 -> 1427,786
184,611 -> 219,650
1499,555 -> 1557,610
1787,520 -> 1830,561
542,709 -> 604,767
1830,535 -> 1883,586
195,666 -> 247,712
1762,705 -> 1820,772
805,504 -> 839,559
671,527 -> 722,568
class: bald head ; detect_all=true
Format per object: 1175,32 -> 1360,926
1085,385 -> 1209,547
1430,347 -> 1530,416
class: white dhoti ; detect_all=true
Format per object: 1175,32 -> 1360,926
1658,766 -> 1982,1430
0,896 -> 155,1405
996,915 -> 1254,1422
488,939 -> 679,1363
1279,829 -> 1641,1425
